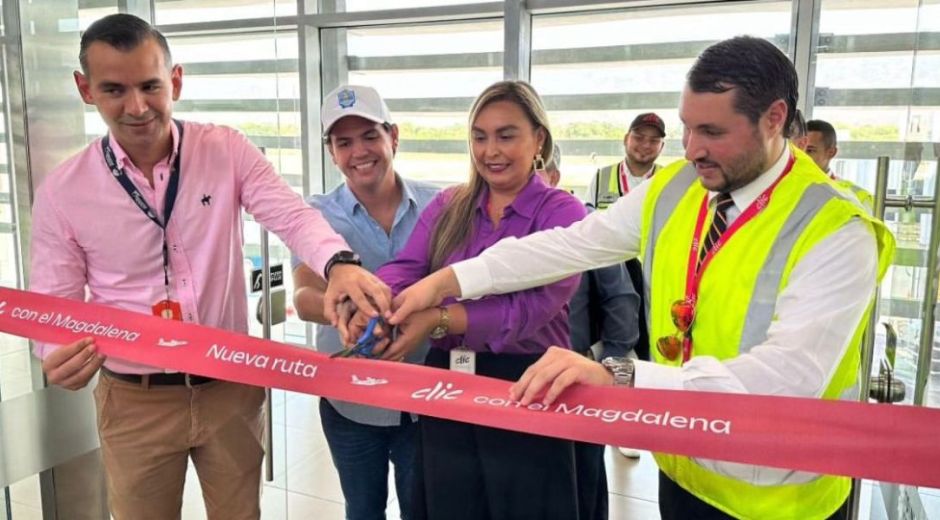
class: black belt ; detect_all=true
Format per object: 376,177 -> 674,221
102,367 -> 214,387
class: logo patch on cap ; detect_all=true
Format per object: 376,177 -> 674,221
337,89 -> 356,109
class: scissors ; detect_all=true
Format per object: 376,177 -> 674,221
330,316 -> 394,359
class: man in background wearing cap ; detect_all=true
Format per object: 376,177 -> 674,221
586,113 -> 665,459
588,112 -> 666,210
293,84 -> 438,520
31,15 -> 392,519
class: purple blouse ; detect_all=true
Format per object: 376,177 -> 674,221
376,174 -> 587,355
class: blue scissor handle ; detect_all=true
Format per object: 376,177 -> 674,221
350,316 -> 383,358
330,316 -> 394,359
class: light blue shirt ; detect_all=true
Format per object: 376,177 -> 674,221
292,175 -> 438,426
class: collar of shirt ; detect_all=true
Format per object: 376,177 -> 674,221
107,120 -> 181,172
707,143 -> 791,218
336,173 -> 416,226
476,173 -> 547,219
622,159 -> 656,179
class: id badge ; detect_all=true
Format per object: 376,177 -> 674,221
152,299 -> 183,321
449,347 -> 475,374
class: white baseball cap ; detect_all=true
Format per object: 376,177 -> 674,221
321,84 -> 393,137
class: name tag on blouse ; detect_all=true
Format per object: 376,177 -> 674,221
449,347 -> 475,375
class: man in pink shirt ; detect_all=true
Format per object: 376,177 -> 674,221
29,14 -> 389,519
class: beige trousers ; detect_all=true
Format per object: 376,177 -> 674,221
93,372 -> 266,520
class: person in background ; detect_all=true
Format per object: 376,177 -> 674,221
588,112 -> 666,209
583,114 -> 662,366
586,115 -> 663,457
543,144 -> 640,363
292,84 -> 439,520
30,14 -> 390,520
805,119 -> 838,174
807,119 -> 873,212
542,143 -> 645,460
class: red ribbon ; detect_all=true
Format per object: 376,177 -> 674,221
1,286 -> 938,488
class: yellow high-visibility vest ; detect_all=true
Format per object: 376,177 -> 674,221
593,161 -> 659,209
638,147 -> 895,519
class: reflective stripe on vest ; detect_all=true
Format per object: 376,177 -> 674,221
641,163 -> 696,333
594,163 -> 620,210
834,178 -> 874,214
638,152 -> 895,519
738,183 -> 844,352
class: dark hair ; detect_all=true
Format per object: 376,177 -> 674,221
323,122 -> 394,145
79,14 -> 172,74
807,119 -> 838,149
687,36 -> 798,135
789,109 -> 806,139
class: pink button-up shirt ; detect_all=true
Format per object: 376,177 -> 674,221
29,120 -> 349,373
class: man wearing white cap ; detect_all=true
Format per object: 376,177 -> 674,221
292,84 -> 438,520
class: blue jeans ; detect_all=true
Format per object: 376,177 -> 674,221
319,398 -> 417,520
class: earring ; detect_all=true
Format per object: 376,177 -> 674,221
533,154 -> 546,172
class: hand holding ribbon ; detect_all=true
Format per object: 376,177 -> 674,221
511,346 -> 615,406
42,336 -> 107,391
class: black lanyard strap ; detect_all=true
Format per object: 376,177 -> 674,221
102,119 -> 184,290
102,119 -> 184,230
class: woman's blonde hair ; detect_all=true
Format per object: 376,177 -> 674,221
428,80 -> 553,271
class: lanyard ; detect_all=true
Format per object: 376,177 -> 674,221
101,120 -> 184,294
680,154 -> 795,362
619,161 -> 655,195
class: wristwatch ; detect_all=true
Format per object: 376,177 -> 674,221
429,306 -> 450,340
323,250 -> 361,280
601,357 -> 635,387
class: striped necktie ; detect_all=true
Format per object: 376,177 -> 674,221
698,192 -> 734,271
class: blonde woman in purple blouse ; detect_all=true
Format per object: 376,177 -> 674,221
343,81 -> 605,519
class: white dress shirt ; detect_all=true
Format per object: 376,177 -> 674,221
453,148 -> 880,484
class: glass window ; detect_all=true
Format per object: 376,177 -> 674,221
812,0 -> 940,197
154,0 -> 296,25
320,20 -> 503,187
530,2 -> 793,199
338,0 -> 494,13
77,2 -> 117,30
814,1 -> 940,513
814,0 -> 938,395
